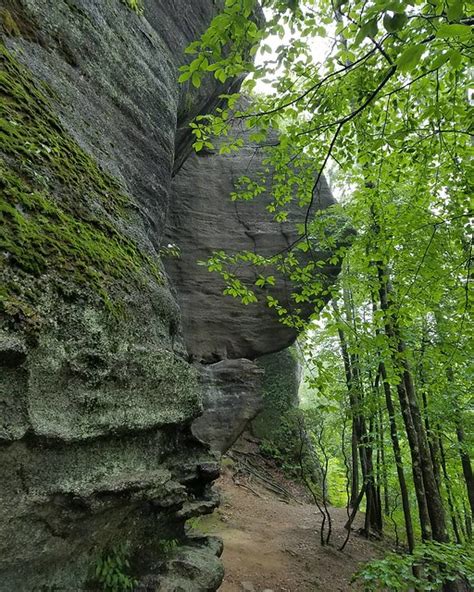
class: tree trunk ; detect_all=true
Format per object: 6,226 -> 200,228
438,431 -> 462,544
378,359 -> 415,552
332,299 -> 359,507
400,347 -> 449,542
433,316 -> 473,531
333,298 -> 382,536
377,267 -> 432,541
377,399 -> 390,517
456,423 -> 474,532
418,329 -> 442,490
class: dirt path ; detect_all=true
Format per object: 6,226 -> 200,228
199,470 -> 386,592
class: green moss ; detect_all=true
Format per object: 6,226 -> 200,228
251,349 -> 314,477
0,9 -> 21,36
0,1 -> 38,39
0,43 -> 161,320
122,0 -> 144,15
252,348 -> 301,442
186,512 -> 224,535
0,44 -> 129,214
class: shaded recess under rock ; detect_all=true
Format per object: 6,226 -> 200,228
0,0 -> 342,590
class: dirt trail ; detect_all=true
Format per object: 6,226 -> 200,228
200,468 -> 386,592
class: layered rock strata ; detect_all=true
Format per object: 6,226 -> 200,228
166,134 -> 337,363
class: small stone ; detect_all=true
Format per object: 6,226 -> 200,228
240,582 -> 256,592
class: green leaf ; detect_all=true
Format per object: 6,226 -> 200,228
447,0 -> 463,21
366,18 -> 378,37
383,12 -> 408,33
191,72 -> 201,88
178,71 -> 190,83
355,18 -> 378,45
448,49 -> 463,68
397,45 -> 424,72
431,51 -> 450,68
215,69 -> 227,83
436,24 -> 472,39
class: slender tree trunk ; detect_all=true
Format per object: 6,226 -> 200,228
375,382 -> 390,517
362,415 -> 383,535
438,431 -> 462,544
433,316 -> 474,531
462,499 -> 472,540
456,423 -> 474,533
446,371 -> 473,535
400,346 -> 449,542
421,390 -> 442,490
380,423 -> 390,517
333,297 -> 382,536
418,329 -> 442,490
350,427 -> 359,506
342,287 -> 364,513
378,359 -> 415,552
332,299 -> 359,507
316,425 -> 333,546
348,298 -> 382,538
340,484 -> 366,551
377,267 -> 432,541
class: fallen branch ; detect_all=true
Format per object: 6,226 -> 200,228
228,450 -> 302,504
232,476 -> 263,498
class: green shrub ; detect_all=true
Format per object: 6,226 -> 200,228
353,541 -> 474,591
94,544 -> 137,592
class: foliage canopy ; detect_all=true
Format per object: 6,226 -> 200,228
180,0 -> 473,587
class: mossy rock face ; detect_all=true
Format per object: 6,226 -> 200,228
23,299 -> 201,442
251,348 -> 302,443
0,43 -> 164,323
251,349 -> 323,484
0,1 -> 230,588
0,37 -> 206,587
0,424 -> 220,590
251,348 -> 312,477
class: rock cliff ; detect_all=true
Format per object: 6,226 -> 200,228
166,122 -> 340,455
0,1 -> 341,590
1,1 -> 232,589
166,129 -> 337,364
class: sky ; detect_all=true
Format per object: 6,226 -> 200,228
253,7 -> 334,95
249,8 -> 347,202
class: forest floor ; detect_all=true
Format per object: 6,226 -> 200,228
195,443 -> 388,592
